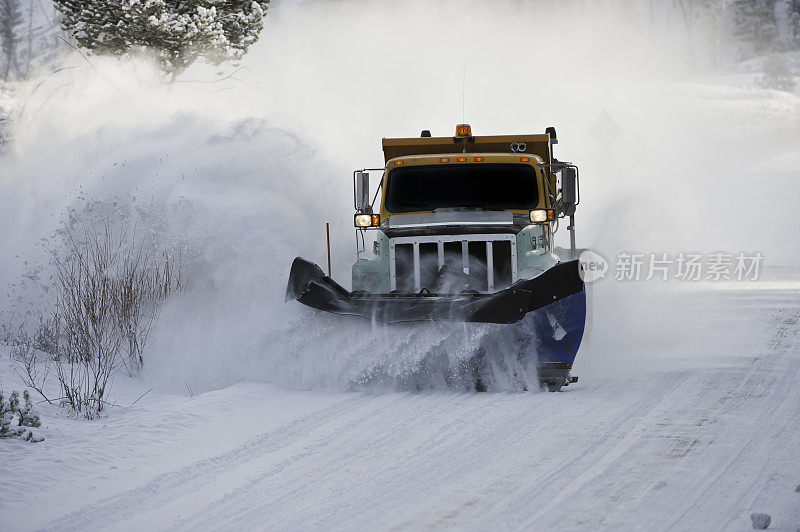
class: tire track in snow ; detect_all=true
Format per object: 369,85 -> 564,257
670,306 -> 800,530
169,392 -> 527,530
486,371 -> 695,529
43,394 -> 374,531
169,374 -> 690,530
516,295 -> 800,530
169,393 -> 465,528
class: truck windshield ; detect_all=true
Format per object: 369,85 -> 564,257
384,164 -> 539,213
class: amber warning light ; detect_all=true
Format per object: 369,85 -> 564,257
455,124 -> 472,137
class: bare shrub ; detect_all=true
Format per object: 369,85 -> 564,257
52,225 -> 126,417
9,217 -> 185,419
6,197 -> 189,419
756,53 -> 796,92
44,219 -> 183,418
116,247 -> 183,372
10,327 -> 52,404
33,314 -> 60,356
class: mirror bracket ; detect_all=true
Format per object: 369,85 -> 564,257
354,171 -> 370,213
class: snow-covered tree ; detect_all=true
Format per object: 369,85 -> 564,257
0,0 -> 62,81
756,53 -> 796,91
53,0 -> 270,77
727,0 -> 800,52
0,0 -> 24,80
0,390 -> 43,442
730,0 -> 779,54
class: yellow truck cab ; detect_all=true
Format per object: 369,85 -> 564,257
352,125 -> 576,295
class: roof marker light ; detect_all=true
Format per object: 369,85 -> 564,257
455,124 -> 472,137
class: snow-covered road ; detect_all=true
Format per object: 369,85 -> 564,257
2,287 -> 800,531
3,1 -> 800,529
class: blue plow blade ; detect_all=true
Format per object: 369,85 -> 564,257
528,289 -> 586,389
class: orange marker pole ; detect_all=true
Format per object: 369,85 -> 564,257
326,222 -> 332,278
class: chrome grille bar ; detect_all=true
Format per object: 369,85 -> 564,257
486,241 -> 494,292
389,234 -> 517,293
413,242 -> 421,292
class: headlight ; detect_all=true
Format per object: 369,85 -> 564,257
354,213 -> 380,228
530,209 -> 555,223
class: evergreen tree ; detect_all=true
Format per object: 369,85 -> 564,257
53,0 -> 270,77
0,390 -> 44,442
20,390 -> 41,428
8,390 -> 19,412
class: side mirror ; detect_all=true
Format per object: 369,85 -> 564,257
561,167 -> 578,214
355,171 -> 370,213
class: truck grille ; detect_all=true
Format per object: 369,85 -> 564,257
389,234 -> 517,294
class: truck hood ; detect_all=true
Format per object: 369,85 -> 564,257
387,210 -> 514,229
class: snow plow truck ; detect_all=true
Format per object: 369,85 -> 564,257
286,125 -> 586,391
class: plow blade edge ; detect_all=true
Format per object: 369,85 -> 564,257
286,257 -> 585,324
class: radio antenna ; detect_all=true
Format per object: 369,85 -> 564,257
462,64 -> 467,123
